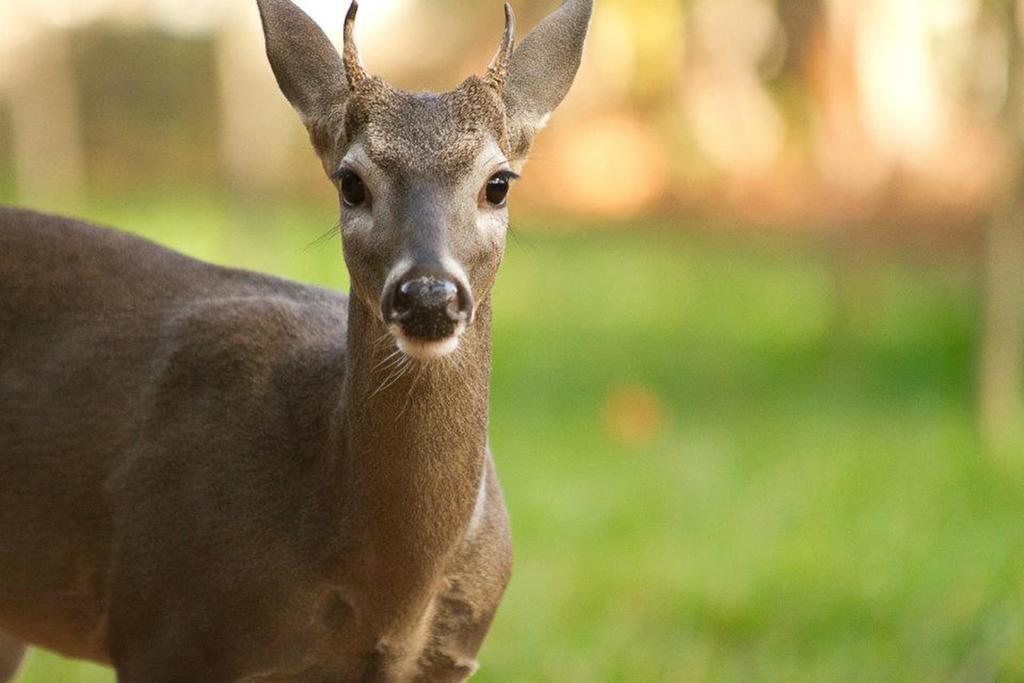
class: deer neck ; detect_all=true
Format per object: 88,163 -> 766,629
333,293 -> 492,626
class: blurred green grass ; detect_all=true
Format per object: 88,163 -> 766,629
7,194 -> 1024,682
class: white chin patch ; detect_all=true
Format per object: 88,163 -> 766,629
394,332 -> 462,361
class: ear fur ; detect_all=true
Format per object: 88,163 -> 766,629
503,0 -> 593,161
257,0 -> 349,127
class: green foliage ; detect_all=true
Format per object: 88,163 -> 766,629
11,198 -> 1023,682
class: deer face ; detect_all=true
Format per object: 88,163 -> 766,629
332,81 -> 514,359
258,0 -> 592,359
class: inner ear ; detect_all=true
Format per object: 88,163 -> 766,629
502,0 -> 593,159
258,0 -> 350,149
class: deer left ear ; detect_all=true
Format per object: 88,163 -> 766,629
502,0 -> 593,163
257,0 -> 349,127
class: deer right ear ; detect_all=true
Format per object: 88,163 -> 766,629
257,0 -> 349,127
502,0 -> 593,163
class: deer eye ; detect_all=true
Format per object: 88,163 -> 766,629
483,172 -> 518,208
337,169 -> 369,208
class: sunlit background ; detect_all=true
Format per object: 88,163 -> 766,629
2,0 -> 1024,680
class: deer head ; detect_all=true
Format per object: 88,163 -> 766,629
257,0 -> 592,360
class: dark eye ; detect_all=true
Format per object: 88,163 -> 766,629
484,172 -> 517,207
338,170 -> 368,208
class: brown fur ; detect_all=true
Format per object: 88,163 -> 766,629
0,1 -> 591,680
344,78 -> 510,175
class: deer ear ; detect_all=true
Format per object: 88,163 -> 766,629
257,0 -> 349,126
503,0 -> 593,161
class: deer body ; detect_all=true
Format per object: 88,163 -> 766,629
0,1 -> 591,680
0,208 -> 507,680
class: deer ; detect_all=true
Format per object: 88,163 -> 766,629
0,0 -> 592,680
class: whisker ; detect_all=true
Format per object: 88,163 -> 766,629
482,153 -> 508,170
506,222 -> 536,253
305,221 -> 342,251
373,357 -> 413,397
381,353 -> 412,389
369,365 -> 400,399
373,347 -> 404,372
373,331 -> 395,352
509,154 -> 547,165
395,363 -> 426,422
376,353 -> 407,379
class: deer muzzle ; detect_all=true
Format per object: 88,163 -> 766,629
382,266 -> 473,357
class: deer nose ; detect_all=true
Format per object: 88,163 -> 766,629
385,272 -> 471,341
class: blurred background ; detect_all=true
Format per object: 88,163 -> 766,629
2,0 -> 1024,680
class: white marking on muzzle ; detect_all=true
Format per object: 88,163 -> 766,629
385,256 -> 471,360
391,324 -> 466,361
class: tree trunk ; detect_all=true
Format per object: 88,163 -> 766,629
215,5 -> 295,195
979,0 -> 1024,452
8,28 -> 85,204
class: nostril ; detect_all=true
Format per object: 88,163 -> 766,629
439,280 -> 458,305
456,283 -> 474,320
445,297 -> 460,322
393,281 -> 415,318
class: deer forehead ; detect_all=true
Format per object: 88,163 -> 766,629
344,78 -> 508,177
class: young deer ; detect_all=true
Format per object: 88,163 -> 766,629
0,0 -> 591,680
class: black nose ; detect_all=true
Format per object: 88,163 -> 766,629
384,270 -> 472,341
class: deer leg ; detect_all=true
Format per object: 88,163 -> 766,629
0,631 -> 26,683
